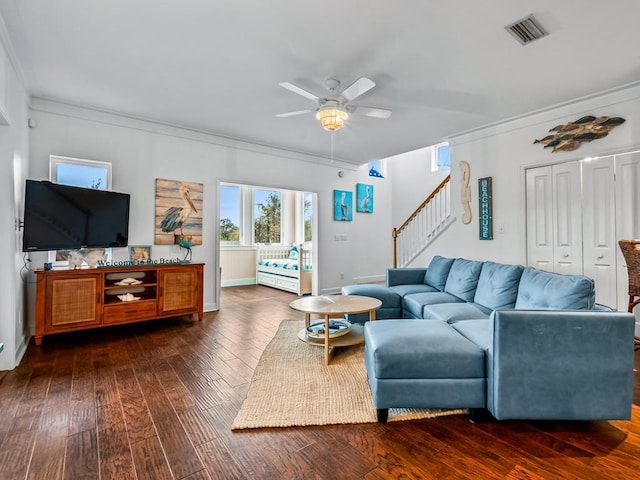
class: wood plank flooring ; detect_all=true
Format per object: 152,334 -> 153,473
1,284 -> 640,479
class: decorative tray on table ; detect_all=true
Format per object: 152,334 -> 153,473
305,320 -> 351,339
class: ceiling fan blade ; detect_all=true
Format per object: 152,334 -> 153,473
348,106 -> 392,119
279,82 -> 319,102
340,77 -> 376,102
275,109 -> 313,118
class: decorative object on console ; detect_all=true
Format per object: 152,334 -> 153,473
478,177 -> 493,240
155,178 -> 203,245
129,245 -> 151,263
333,189 -> 352,221
460,161 -> 472,224
533,115 -> 626,152
83,248 -> 107,267
67,250 -> 84,269
176,235 -> 193,262
356,183 -> 374,213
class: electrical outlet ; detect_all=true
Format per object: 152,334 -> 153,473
340,273 -> 344,280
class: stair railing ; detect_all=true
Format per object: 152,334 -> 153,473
393,175 -> 452,267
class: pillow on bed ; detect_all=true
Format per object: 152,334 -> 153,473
289,245 -> 299,261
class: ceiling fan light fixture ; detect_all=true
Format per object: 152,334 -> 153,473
316,108 -> 349,131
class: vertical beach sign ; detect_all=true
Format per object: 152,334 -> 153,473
478,177 -> 493,240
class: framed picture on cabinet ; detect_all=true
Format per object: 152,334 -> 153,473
129,245 -> 152,263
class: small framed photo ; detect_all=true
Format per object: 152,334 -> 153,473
129,245 -> 151,263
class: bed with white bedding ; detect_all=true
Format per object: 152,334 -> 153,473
256,244 -> 312,295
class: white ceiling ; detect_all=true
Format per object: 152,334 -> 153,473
1,0 -> 640,165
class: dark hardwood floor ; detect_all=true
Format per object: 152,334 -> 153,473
1,284 -> 639,479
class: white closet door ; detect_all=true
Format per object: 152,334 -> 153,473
582,156 -> 617,308
551,161 -> 583,275
615,152 -> 640,311
526,166 -> 553,271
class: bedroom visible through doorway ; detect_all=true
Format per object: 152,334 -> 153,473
218,182 -> 317,298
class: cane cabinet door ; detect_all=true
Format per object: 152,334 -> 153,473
158,266 -> 202,316
45,273 -> 102,332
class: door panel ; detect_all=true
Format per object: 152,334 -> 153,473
552,162 -> 582,275
583,156 -> 616,308
615,152 -> 640,311
526,166 -> 553,271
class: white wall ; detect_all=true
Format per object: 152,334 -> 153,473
415,84 -> 640,268
26,99 -> 394,320
0,41 -> 29,371
387,146 -> 450,228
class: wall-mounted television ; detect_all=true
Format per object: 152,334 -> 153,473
22,180 -> 130,252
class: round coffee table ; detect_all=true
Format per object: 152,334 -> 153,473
289,295 -> 382,365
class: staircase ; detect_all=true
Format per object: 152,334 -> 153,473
393,175 -> 453,267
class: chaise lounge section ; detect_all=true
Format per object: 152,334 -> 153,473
343,256 -> 636,422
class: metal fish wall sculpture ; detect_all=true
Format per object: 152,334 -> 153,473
533,115 -> 625,152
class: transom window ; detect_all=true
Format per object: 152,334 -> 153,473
50,155 -> 112,190
48,155 -> 113,264
431,142 -> 451,172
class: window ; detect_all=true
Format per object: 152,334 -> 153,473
437,144 -> 451,169
219,183 -> 311,247
219,184 -> 241,245
304,192 -> 313,242
431,142 -> 451,172
254,189 -> 281,244
49,155 -> 113,264
368,159 -> 385,178
50,155 -> 112,190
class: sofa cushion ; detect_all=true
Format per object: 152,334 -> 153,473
424,255 -> 455,291
403,292 -> 463,318
389,284 -> 438,297
341,284 -> 402,323
443,258 -> 484,302
515,267 -> 596,310
422,303 -> 491,323
341,284 -> 401,307
451,319 -> 492,351
474,261 -> 524,310
364,320 -> 485,379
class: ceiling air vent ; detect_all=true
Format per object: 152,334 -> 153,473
505,14 -> 548,45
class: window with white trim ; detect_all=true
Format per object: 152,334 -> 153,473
430,142 -> 451,172
219,183 -> 311,247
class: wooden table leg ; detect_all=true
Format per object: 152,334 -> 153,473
305,312 -> 311,328
324,314 -> 330,365
369,308 -> 376,321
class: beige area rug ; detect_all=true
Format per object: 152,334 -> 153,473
231,320 -> 467,429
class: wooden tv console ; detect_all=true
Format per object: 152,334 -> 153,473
34,262 -> 204,346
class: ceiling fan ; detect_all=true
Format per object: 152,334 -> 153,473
276,77 -> 392,131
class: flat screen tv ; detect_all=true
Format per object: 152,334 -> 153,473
22,180 -> 130,252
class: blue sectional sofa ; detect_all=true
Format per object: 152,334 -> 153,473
342,256 -> 636,423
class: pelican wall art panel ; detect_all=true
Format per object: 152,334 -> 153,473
154,179 -> 203,245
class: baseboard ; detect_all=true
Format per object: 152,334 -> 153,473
221,278 -> 256,288
351,274 -> 385,284
204,302 -> 219,312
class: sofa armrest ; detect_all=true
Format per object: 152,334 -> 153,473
487,309 -> 635,420
386,268 -> 427,287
